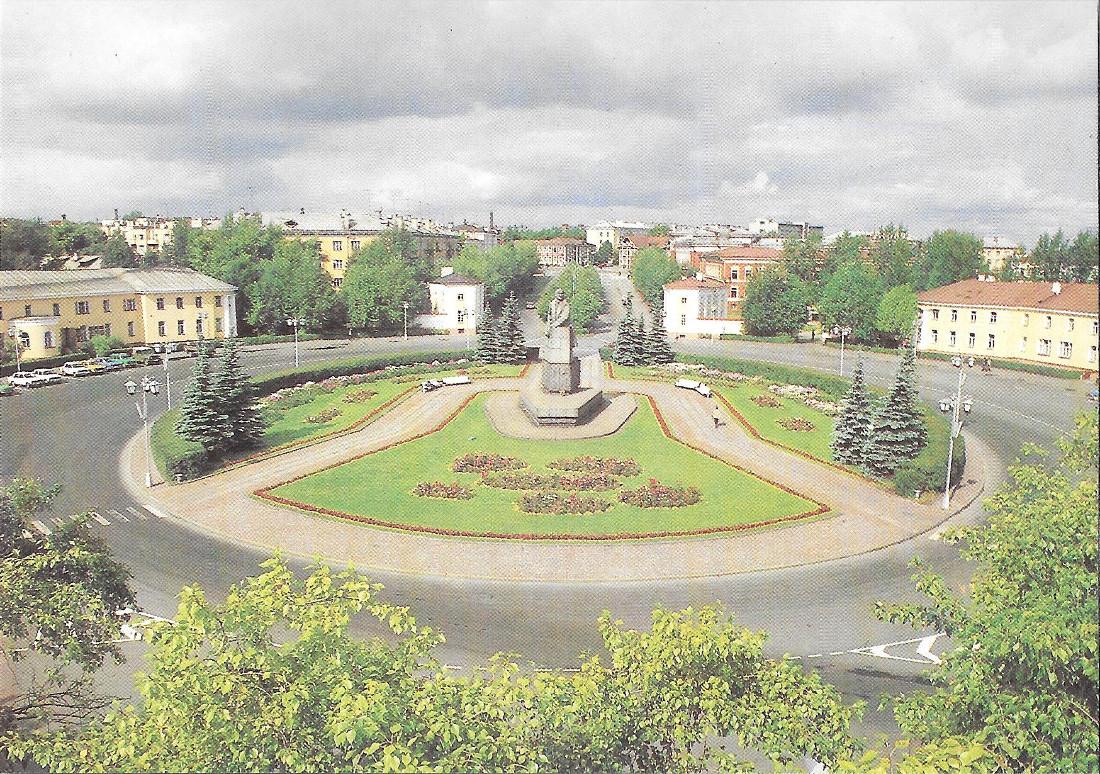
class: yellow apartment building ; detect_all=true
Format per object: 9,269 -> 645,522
917,279 -> 1099,373
1,268 -> 237,362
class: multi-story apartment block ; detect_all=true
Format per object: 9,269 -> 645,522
1,268 -> 237,361
617,234 -> 671,273
662,277 -> 742,338
689,246 -> 783,319
100,215 -> 222,256
532,237 -> 594,267
265,211 -> 462,290
585,220 -> 649,250
917,279 -> 1099,372
982,236 -> 1022,275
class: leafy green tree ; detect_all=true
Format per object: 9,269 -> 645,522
536,264 -> 605,331
0,478 -> 134,734
0,218 -> 52,270
875,285 -> 919,344
780,234 -> 825,299
342,239 -> 423,334
876,412 -> 1098,773
101,232 -> 137,269
86,334 -> 125,358
647,223 -> 670,236
176,345 -> 228,455
502,225 -> 585,242
830,361 -> 874,466
870,225 -> 915,288
596,240 -> 615,267
1030,229 -> 1099,283
212,339 -> 264,450
49,221 -> 106,257
916,230 -> 984,290
818,262 -> 885,342
246,240 -> 337,332
829,231 -> 870,270
863,345 -> 927,476
630,247 -> 682,308
451,242 -> 538,301
1067,230 -> 1099,282
741,268 -> 809,337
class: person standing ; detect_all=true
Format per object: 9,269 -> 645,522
712,403 -> 721,429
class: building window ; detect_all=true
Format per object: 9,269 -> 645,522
123,298 -> 137,311
156,297 -> 165,310
1038,339 -> 1051,356
215,318 -> 224,333
731,286 -> 739,299
331,277 -> 343,289
931,309 -> 939,321
24,304 -> 32,316
1020,336 -> 1027,353
1060,341 -> 1073,359
457,293 -> 464,301
681,296 -> 688,304
969,310 -> 977,322
989,311 -> 997,324
177,320 -> 185,335
158,321 -> 166,337
950,309 -> 958,322
52,303 -> 60,316
987,333 -> 995,349
1044,315 -> 1051,328
44,331 -> 54,349
75,301 -> 90,315
127,321 -> 135,337
930,329 -> 938,343
1089,345 -> 1097,363
0,307 -> 4,319
1093,320 -> 1099,335
730,268 -> 739,280
332,240 -> 343,251
176,297 -> 184,309
949,330 -> 957,346
968,332 -> 976,348
1023,314 -> 1029,326
196,318 -> 204,336
680,314 -> 687,326
351,240 -> 361,251
1068,318 -> 1074,331
195,296 -> 203,308
744,267 -> 751,277
333,260 -> 344,269
102,299 -> 111,312
457,310 -> 466,323
215,295 -> 223,307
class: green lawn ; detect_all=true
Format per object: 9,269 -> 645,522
714,384 -> 839,463
267,395 -> 820,538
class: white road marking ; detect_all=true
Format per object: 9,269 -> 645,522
110,508 -> 129,523
90,511 -> 110,526
145,505 -> 169,519
795,633 -> 947,665
916,634 -> 943,665
31,520 -> 51,536
127,506 -> 146,520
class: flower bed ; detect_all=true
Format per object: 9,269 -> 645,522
519,492 -> 612,515
481,471 -> 622,491
778,417 -> 816,432
453,452 -> 527,473
548,456 -> 640,477
751,394 -> 781,408
618,479 -> 701,508
305,408 -> 342,424
413,481 -> 473,500
343,388 -> 378,404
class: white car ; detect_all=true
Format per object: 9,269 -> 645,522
29,368 -> 63,385
9,371 -> 49,388
60,361 -> 92,376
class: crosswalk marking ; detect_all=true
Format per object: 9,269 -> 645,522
109,509 -> 129,523
127,507 -> 147,520
31,520 -> 51,536
90,511 -> 110,526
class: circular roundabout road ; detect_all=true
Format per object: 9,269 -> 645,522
3,329 -> 1093,732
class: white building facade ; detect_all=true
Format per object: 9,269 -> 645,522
662,277 -> 743,338
415,269 -> 484,334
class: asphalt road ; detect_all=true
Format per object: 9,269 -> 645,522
2,298 -> 1093,736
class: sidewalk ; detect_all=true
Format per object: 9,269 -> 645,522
121,377 -> 986,582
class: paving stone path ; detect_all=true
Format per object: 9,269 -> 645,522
121,376 -> 984,581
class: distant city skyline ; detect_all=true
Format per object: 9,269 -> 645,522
1,1 -> 1096,245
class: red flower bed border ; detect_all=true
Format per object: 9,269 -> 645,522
254,390 -> 832,541
605,362 -> 869,483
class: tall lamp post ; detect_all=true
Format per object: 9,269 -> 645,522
162,349 -> 172,410
942,355 -> 973,510
286,317 -> 307,368
467,310 -> 477,350
402,302 -> 409,341
125,376 -> 160,488
6,329 -> 23,373
831,325 -> 852,376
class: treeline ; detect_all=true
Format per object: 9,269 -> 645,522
0,218 -> 142,270
501,224 -> 584,242
630,247 -> 683,309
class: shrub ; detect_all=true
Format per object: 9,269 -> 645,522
253,351 -> 470,394
343,389 -> 378,403
453,452 -> 527,473
482,471 -> 622,491
413,481 -> 473,500
481,471 -> 553,490
673,353 -> 851,400
894,429 -> 966,497
619,480 -> 702,508
751,394 -> 781,408
548,456 -> 641,477
778,417 -> 816,432
518,492 -> 612,514
305,408 -> 341,424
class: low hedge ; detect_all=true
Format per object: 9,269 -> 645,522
718,333 -> 797,343
672,353 -> 852,400
150,408 -> 209,481
252,350 -> 470,394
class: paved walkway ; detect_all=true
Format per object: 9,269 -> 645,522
121,376 -> 984,582
483,391 -> 637,439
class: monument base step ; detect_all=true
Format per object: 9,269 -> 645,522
519,386 -> 607,426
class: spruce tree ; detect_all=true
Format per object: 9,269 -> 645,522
863,345 -> 928,476
499,292 -> 527,364
830,360 -> 873,465
614,304 -> 637,365
214,338 -> 264,450
176,344 -> 229,456
633,316 -> 649,366
475,304 -> 499,363
647,309 -> 675,365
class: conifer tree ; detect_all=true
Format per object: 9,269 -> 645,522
863,345 -> 928,476
830,360 -> 873,465
475,304 -> 499,363
647,309 -> 675,365
176,344 -> 228,455
499,292 -> 527,363
213,338 -> 264,450
614,303 -> 640,366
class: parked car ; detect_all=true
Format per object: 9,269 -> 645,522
29,368 -> 63,385
525,302 -> 536,310
94,357 -> 124,372
81,359 -> 106,374
9,371 -> 48,388
108,353 -> 138,368
60,361 -> 92,376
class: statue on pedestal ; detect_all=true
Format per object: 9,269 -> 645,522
546,288 -> 571,335
540,289 -> 580,394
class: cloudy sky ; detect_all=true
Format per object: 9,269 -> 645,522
1,1 -> 1096,244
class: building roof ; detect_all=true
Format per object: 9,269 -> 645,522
982,236 -> 1019,250
623,234 -> 669,249
700,246 -> 782,260
664,277 -> 726,290
261,211 -> 387,233
533,237 -> 588,246
429,272 -> 482,287
918,279 -> 1099,315
0,268 -> 237,302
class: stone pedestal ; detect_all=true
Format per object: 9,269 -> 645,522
540,327 -> 580,394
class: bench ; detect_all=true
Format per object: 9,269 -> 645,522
441,375 -> 472,386
675,378 -> 711,397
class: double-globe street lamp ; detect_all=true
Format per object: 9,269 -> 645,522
402,302 -> 409,341
831,325 -> 853,377
286,317 -> 308,368
6,329 -> 23,373
941,354 -> 975,510
125,376 -> 161,488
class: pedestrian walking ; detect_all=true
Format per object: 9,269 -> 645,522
712,404 -> 721,429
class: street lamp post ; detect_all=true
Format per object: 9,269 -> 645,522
831,325 -> 852,376
125,376 -> 161,488
6,330 -> 22,373
467,310 -> 477,350
162,350 -> 172,410
402,302 -> 409,341
286,317 -> 307,368
942,355 -> 973,510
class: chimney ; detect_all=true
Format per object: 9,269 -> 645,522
489,210 -> 494,231
114,208 -> 119,220
1052,282 -> 1062,295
